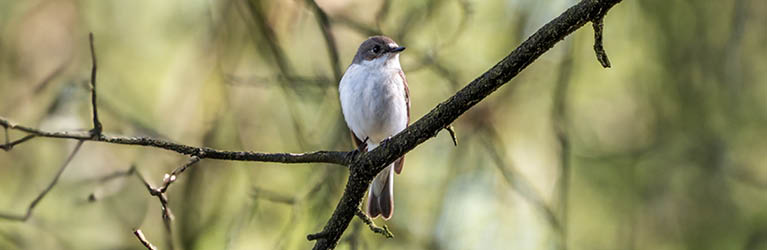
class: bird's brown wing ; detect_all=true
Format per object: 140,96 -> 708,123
394,70 -> 410,174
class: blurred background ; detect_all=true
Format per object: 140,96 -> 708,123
0,0 -> 765,249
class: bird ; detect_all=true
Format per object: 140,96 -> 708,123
339,36 -> 410,220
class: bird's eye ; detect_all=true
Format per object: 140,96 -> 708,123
372,45 -> 381,54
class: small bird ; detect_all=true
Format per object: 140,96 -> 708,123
339,36 -> 410,220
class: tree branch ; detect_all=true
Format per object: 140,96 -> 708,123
88,33 -> 103,137
553,37 -> 576,250
0,116 -> 353,165
1,134 -> 35,151
308,0 -> 622,249
0,140 -> 84,221
133,229 -> 159,250
135,167 -> 176,250
482,128 -> 562,234
354,208 -> 393,238
305,0 -> 343,83
592,17 -> 611,68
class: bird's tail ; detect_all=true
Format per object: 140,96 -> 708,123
366,164 -> 394,220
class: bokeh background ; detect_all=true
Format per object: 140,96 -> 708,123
0,0 -> 765,249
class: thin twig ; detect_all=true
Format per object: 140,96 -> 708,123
330,16 -> 379,36
552,38 -> 575,250
95,166 -> 137,183
242,0 -> 292,81
592,17 -> 611,68
263,172 -> 330,249
224,74 -> 331,88
87,166 -> 137,202
88,33 -> 103,137
252,186 -> 296,205
307,231 -> 331,241
0,116 -> 353,166
310,208 -> 395,240
133,156 -> 203,250
444,125 -> 458,146
0,140 -> 84,221
158,154 -> 203,193
481,131 -> 562,233
354,208 -> 393,238
374,0 -> 392,31
135,168 -> 175,250
133,229 -> 158,250
305,0 -> 343,83
1,134 -> 36,151
240,0 -> 321,150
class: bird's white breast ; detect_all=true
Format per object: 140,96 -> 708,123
339,57 -> 408,147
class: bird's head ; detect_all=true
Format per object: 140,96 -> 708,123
352,36 -> 406,69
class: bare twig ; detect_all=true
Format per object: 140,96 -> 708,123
374,0 -> 392,31
330,16 -> 379,36
158,154 -> 204,193
305,0 -> 343,83
224,74 -> 331,88
552,38 -> 575,250
307,231 -> 331,241
135,170 -> 174,221
0,116 -> 354,165
86,166 -> 136,202
592,17 -> 611,68
251,186 -> 296,205
1,134 -> 36,151
444,125 -> 458,146
240,0 -> 324,150
135,168 -> 175,250
1,52 -> 71,115
354,208 -> 393,238
0,140 -> 84,221
94,166 -> 137,183
133,229 -> 159,250
88,33 -> 103,137
482,131 -> 562,233
242,1 -> 292,80
310,208 -> 395,240
102,159 -> 203,250
259,172 -> 330,249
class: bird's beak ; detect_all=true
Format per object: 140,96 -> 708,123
390,46 -> 406,53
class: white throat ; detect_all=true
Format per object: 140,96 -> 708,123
359,54 -> 402,71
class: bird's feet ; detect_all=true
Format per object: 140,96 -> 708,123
354,137 -> 370,156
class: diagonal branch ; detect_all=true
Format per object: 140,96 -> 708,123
135,167 -> 178,250
0,140 -> 84,221
354,208 -> 393,238
305,0 -> 343,83
308,0 -> 623,249
482,128 -> 562,234
133,229 -> 159,250
1,134 -> 36,151
157,155 -> 203,193
552,37 -> 576,250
